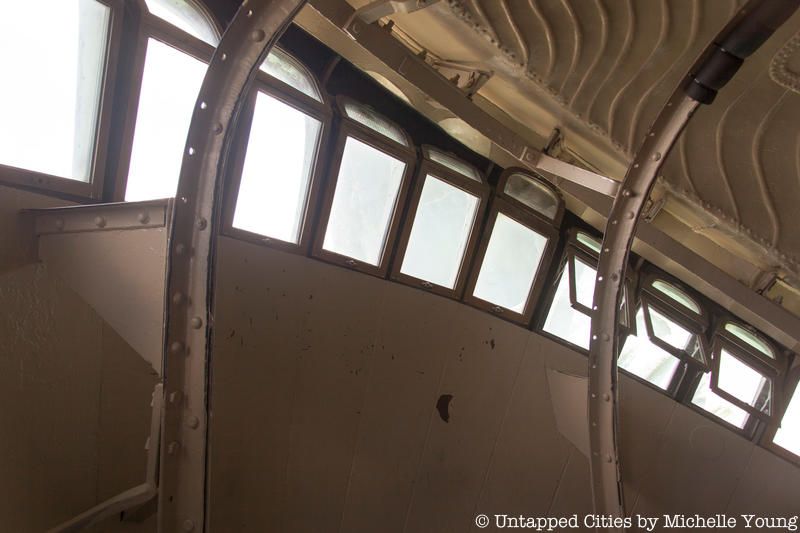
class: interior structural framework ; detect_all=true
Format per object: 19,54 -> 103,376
0,0 -> 799,532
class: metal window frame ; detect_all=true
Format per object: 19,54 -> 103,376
639,294 -> 710,371
462,196 -> 558,326
390,154 -> 490,299
762,364 -> 800,465
112,1 -> 220,201
221,56 -> 333,255
497,167 -> 565,227
0,0 -> 124,200
709,324 -> 783,422
311,95 -> 416,276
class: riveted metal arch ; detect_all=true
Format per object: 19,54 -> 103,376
586,0 -> 800,529
159,0 -> 306,531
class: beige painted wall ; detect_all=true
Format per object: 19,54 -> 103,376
209,236 -> 800,533
0,185 -> 157,532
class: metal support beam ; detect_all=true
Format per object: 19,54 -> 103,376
348,0 -> 440,26
159,0 -> 306,531
302,0 -> 619,198
587,0 -> 800,528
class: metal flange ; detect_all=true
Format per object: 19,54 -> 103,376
158,0 -> 306,531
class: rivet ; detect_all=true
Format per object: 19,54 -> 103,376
622,189 -> 632,197
652,152 -> 662,161
183,519 -> 195,532
611,219 -> 618,225
591,393 -> 597,399
610,273 -> 620,282
199,101 -> 207,110
187,416 -> 200,429
180,196 -> 188,204
213,123 -> 223,135
191,317 -> 203,329
603,248 -> 610,253
169,391 -> 183,403
603,393 -> 610,401
252,29 -> 266,42
94,216 -> 106,228
188,147 -> 195,156
172,292 -> 184,305
601,333 -> 610,342
175,243 -> 186,255
220,52 -> 227,61
598,276 -> 604,281
245,9 -> 253,17
627,211 -> 635,219
606,454 -> 613,463
592,422 -> 597,427
137,212 -> 150,224
633,163 -> 639,169
196,218 -> 208,230
167,441 -> 181,455
171,341 -> 184,354
55,218 -> 65,230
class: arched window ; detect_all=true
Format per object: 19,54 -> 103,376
118,0 -> 221,201
224,48 -> 329,252
617,274 -> 708,392
392,147 -> 489,296
463,169 -> 562,324
312,98 -> 415,276
0,0 -> 121,198
541,230 -> 634,350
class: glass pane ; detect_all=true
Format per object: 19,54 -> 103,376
576,232 -> 602,254
233,92 -> 321,243
692,372 -> 750,429
724,323 -> 775,359
125,39 -> 207,201
343,102 -> 408,146
504,173 -> 559,220
473,213 -> 548,313
427,148 -> 481,182
619,308 -> 681,390
260,48 -> 321,102
0,0 -> 110,181
543,265 -> 592,350
774,386 -> 800,456
717,349 -> 771,413
145,0 -> 219,46
649,307 -> 692,349
400,176 -> 479,289
573,257 -> 596,309
651,280 -> 701,314
322,137 -> 406,265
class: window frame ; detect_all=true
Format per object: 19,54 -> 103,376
497,167 -> 565,226
0,0 -> 124,200
112,0 -> 221,201
462,196 -> 559,325
762,364 -> 800,465
391,151 -> 490,299
708,319 -> 784,422
311,96 -> 416,277
221,50 -> 332,255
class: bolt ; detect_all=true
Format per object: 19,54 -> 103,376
137,212 -> 150,224
94,216 -> 106,228
191,317 -> 203,329
171,341 -> 184,354
187,416 -> 200,429
196,218 -> 207,230
172,292 -> 184,305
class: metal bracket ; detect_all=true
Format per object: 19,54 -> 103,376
46,384 -> 162,533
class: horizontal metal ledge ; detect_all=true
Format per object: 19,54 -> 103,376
26,199 -> 172,235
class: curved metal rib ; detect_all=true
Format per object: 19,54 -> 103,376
158,1 -> 306,531
586,0 -> 799,529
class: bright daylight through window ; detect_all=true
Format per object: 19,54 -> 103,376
618,308 -> 681,390
322,138 -> 406,265
543,255 -> 595,349
692,372 -> 750,429
400,176 -> 479,289
0,0 -> 110,182
775,385 -> 800,456
233,92 -> 321,243
472,213 -> 548,313
144,0 -> 219,45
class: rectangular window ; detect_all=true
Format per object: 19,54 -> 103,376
0,0 -> 110,182
715,348 -> 772,414
125,39 -> 207,201
692,372 -> 750,429
321,137 -> 406,266
618,308 -> 681,390
774,384 -> 799,456
232,91 -> 322,244
542,256 -> 595,349
472,212 -> 548,313
399,175 -> 479,289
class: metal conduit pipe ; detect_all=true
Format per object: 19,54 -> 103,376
587,0 -> 800,530
159,0 -> 306,531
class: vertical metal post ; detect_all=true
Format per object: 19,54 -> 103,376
158,1 -> 306,531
